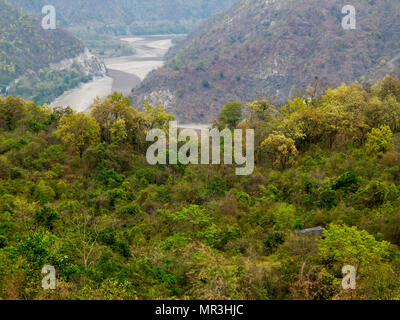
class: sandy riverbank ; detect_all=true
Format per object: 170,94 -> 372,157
51,35 -> 175,111
50,76 -> 113,112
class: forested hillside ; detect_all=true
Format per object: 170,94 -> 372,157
1,73 -> 400,299
132,0 -> 400,123
0,0 -> 97,104
12,0 -> 237,37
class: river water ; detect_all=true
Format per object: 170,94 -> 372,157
51,35 -> 175,112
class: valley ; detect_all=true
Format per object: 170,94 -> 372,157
132,0 -> 400,123
51,35 -> 176,112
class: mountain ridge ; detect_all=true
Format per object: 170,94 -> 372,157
131,0 -> 400,123
11,0 -> 237,37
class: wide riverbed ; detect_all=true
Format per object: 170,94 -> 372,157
51,35 -> 175,112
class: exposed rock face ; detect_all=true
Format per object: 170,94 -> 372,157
49,48 -> 107,77
131,0 -> 400,123
141,89 -> 177,113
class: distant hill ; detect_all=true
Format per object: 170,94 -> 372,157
0,0 -> 105,104
0,0 -> 83,90
11,0 -> 237,37
131,0 -> 400,123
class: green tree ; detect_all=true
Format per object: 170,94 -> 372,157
110,118 -> 128,145
318,224 -> 392,271
90,93 -> 148,148
215,101 -> 243,130
0,96 -> 26,131
375,75 -> 400,101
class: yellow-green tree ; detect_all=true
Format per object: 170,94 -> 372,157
281,97 -> 308,115
280,105 -> 326,148
243,100 -> 278,162
57,112 -> 100,157
143,101 -> 174,131
365,125 -> 394,156
321,83 -> 370,145
375,75 -> 400,101
262,133 -> 298,170
319,224 -> 392,269
318,224 -> 396,299
110,118 -> 128,145
246,99 -> 276,122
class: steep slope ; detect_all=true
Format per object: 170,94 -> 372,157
0,0 -> 105,104
11,0 -> 237,37
131,0 -> 400,123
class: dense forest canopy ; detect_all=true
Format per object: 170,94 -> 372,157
1,73 -> 400,299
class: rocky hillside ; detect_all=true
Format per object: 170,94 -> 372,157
0,0 -> 105,104
131,0 -> 400,123
11,0 -> 237,37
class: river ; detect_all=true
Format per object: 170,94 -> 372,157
51,35 -> 175,112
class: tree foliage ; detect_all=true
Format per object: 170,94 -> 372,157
57,113 -> 100,157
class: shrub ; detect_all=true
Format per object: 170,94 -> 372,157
0,235 -> 7,248
202,80 -> 210,88
119,204 -> 143,216
0,156 -> 10,179
263,231 -> 285,255
34,206 -> 59,230
332,171 -> 358,191
206,176 -> 227,197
